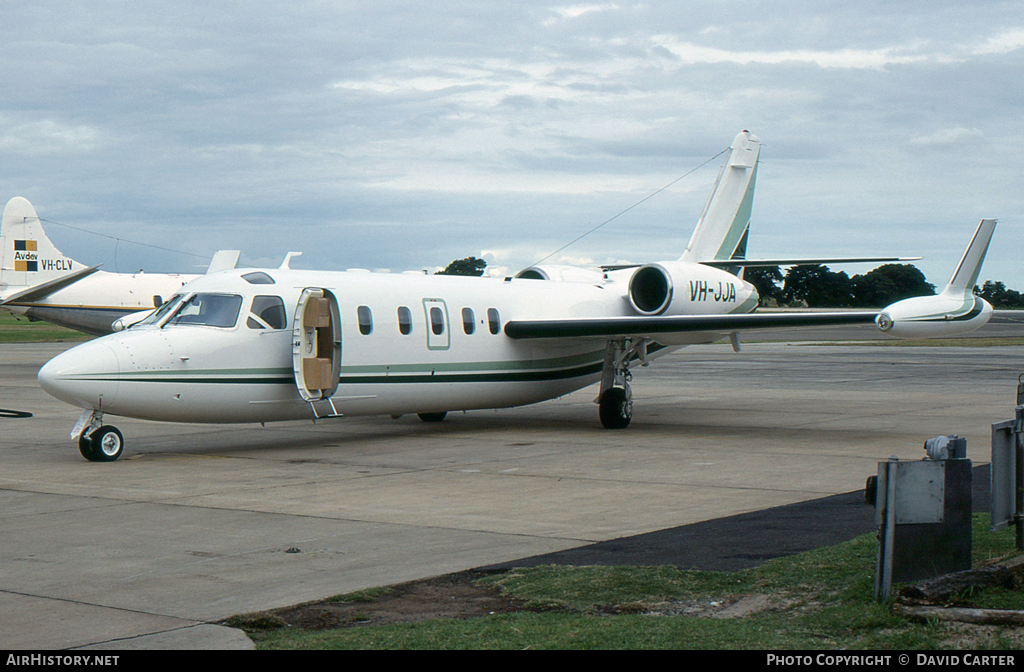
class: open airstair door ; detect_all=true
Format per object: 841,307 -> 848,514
292,288 -> 341,406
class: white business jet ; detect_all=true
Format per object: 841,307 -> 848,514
36,131 -> 997,462
0,197 -> 240,335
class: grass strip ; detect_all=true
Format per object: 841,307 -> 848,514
238,515 -> 1024,650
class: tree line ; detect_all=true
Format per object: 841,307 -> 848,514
746,264 -> 1024,309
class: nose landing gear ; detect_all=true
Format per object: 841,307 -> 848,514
74,410 -> 124,462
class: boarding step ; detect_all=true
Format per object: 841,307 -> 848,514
309,398 -> 343,419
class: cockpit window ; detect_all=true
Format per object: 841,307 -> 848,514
138,293 -> 183,326
242,271 -> 276,285
246,295 -> 287,330
167,293 -> 242,328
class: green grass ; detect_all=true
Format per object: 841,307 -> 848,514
0,313 -> 91,343
241,515 -> 1024,650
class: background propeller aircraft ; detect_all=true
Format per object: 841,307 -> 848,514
0,197 -> 240,335
35,131 -> 998,462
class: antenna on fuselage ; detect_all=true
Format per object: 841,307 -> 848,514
280,251 -> 302,269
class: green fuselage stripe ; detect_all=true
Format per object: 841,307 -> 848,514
63,358 -> 607,386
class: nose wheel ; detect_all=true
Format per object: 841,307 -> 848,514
74,411 -> 124,462
79,426 -> 124,462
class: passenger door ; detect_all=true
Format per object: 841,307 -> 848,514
292,288 -> 341,401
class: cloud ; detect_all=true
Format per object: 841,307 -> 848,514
543,4 -> 620,26
650,35 -> 933,70
971,26 -> 1024,55
0,2 -> 1021,289
908,127 -> 984,149
0,117 -> 102,154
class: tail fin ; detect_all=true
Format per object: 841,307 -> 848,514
679,130 -> 760,264
941,219 -> 996,299
0,197 -> 84,290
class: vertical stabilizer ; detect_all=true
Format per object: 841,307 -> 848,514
941,219 -> 996,298
0,197 -> 83,290
679,130 -> 760,264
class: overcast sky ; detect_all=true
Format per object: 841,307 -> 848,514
2,1 -> 1021,290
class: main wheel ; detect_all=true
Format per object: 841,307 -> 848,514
417,412 -> 447,423
79,433 -> 97,461
599,387 -> 632,430
82,426 -> 124,462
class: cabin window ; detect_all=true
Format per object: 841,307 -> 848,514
247,295 -> 287,330
462,307 -> 475,335
152,295 -> 163,308
357,305 -> 373,335
168,293 -> 242,328
487,308 -> 500,335
397,306 -> 412,335
242,271 -> 275,285
430,306 -> 445,336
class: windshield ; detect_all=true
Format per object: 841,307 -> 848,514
166,293 -> 243,328
137,294 -> 183,326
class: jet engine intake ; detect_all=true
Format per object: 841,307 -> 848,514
628,264 -> 673,315
514,265 -> 606,283
626,261 -> 757,317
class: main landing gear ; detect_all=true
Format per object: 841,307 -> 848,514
74,410 -> 124,462
597,338 -> 648,430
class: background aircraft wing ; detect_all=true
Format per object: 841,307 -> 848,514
504,311 -> 879,340
0,265 -> 101,306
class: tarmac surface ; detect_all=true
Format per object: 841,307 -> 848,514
1,314 -> 1022,649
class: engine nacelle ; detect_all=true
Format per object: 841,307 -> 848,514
514,265 -> 606,283
876,294 -> 993,339
626,261 -> 758,316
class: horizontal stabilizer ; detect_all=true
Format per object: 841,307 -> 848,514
505,311 -> 879,340
207,250 -> 241,274
700,256 -> 922,269
0,265 -> 101,305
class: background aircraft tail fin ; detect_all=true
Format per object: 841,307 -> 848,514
941,218 -> 996,298
679,130 -> 760,265
206,250 -> 241,273
0,197 -> 84,291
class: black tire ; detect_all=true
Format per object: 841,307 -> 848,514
599,387 -> 632,430
84,426 -> 124,462
417,412 -> 448,423
79,433 -> 97,461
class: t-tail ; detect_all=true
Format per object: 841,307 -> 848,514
679,130 -> 760,267
876,219 -> 997,339
0,197 -> 91,298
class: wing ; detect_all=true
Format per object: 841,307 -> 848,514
504,310 -> 879,340
0,265 -> 101,306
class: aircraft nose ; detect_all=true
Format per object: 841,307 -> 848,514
38,341 -> 120,410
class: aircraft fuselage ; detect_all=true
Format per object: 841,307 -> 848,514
38,265 -> 757,424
